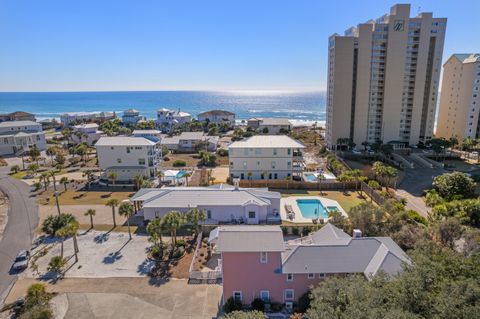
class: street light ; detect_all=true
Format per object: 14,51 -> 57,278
54,191 -> 61,216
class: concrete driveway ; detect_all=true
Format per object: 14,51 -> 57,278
6,278 -> 222,319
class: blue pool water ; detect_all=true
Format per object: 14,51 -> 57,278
304,174 -> 317,182
296,199 -> 329,219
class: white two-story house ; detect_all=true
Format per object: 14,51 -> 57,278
156,108 -> 192,132
228,135 -> 305,180
0,121 -> 46,155
72,123 -> 103,146
197,110 -> 236,128
95,136 -> 161,183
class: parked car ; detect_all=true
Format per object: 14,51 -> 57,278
352,149 -> 362,155
11,250 -> 30,271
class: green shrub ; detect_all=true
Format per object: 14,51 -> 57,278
291,226 -> 300,236
251,298 -> 265,311
42,213 -> 75,236
270,302 -> 283,312
224,297 -> 243,313
216,148 -> 228,157
47,256 -> 66,272
295,292 -> 311,313
172,246 -> 185,259
407,210 -> 428,225
175,239 -> 186,247
281,226 -> 289,235
302,226 -> 312,236
172,160 -> 187,167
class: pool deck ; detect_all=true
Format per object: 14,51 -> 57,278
280,196 -> 347,224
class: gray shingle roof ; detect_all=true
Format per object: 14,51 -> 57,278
212,226 -> 285,252
198,110 -> 235,117
282,224 -> 410,278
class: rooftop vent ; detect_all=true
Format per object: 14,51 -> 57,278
353,229 -> 362,238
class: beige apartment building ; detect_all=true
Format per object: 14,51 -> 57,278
326,4 -> 446,150
436,54 -> 480,140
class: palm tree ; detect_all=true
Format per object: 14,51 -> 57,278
39,172 -> 50,191
10,165 -> 20,174
46,146 -> 57,166
59,177 -> 69,192
106,198 -> 119,227
27,163 -> 39,176
183,172 -> 191,186
316,173 -> 326,195
146,217 -> 165,249
84,209 -> 96,230
107,172 -> 117,187
186,208 -> 206,235
29,145 -> 41,166
64,220 -> 80,262
156,170 -> 164,186
119,202 -> 134,239
163,210 -> 185,247
82,169 -> 94,189
284,175 -> 292,190
133,175 -> 144,190
48,170 -> 57,191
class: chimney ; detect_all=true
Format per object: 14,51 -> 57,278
233,178 -> 240,190
353,229 -> 362,238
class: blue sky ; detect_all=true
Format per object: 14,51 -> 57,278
0,0 -> 478,92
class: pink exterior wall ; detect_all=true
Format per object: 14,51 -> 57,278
222,252 -> 325,305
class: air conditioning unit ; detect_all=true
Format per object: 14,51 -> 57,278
285,302 -> 293,311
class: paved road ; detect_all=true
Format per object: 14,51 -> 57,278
0,165 -> 39,304
396,165 -> 446,217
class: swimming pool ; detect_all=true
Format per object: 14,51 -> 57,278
303,173 -> 318,182
296,199 -> 329,219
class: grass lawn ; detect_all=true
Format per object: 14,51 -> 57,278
280,189 -> 367,212
38,190 -> 135,206
78,224 -> 138,233
10,171 -> 28,179
162,153 -> 200,168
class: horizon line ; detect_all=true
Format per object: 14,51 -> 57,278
0,89 -> 326,94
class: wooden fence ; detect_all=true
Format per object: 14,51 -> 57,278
238,179 -> 357,191
188,232 -> 222,284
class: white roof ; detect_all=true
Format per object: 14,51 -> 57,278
259,118 -> 291,126
229,135 -> 305,149
132,130 -> 161,135
131,186 -> 280,209
95,136 -> 157,146
0,120 -> 39,128
74,123 -> 99,129
211,226 -> 285,252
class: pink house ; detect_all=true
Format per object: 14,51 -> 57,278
209,223 -> 410,310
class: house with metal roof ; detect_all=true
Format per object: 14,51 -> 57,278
122,109 -> 145,125
95,136 -> 161,183
161,131 -> 219,153
228,135 -> 305,180
131,183 -> 281,224
156,108 -> 192,133
210,223 -> 410,307
197,110 -> 236,128
247,118 -> 292,134
0,120 -> 46,155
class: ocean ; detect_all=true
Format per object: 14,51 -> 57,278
0,91 -> 326,125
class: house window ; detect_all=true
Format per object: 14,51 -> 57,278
284,289 -> 294,301
287,161 -> 291,167
255,149 -> 262,155
308,273 -> 315,279
138,158 -> 146,165
126,147 -> 130,153
207,210 -> 212,219
319,273 -> 326,279
117,158 -> 122,163
233,291 -> 242,302
260,290 -> 270,302
269,173 -> 272,179
110,147 -> 114,150
249,211 -> 256,219
230,162 -> 233,168
273,148 -> 277,155
286,274 -> 293,282
287,148 -> 291,155
274,173 -> 278,179
260,252 -> 267,263
241,173 -> 244,180
271,161 -> 276,169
